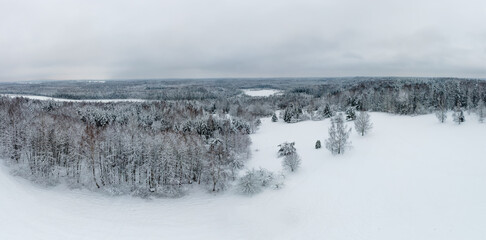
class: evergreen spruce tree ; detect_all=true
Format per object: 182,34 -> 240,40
322,104 -> 333,118
345,107 -> 356,121
315,140 -> 321,149
283,103 -> 302,123
277,142 -> 296,156
271,113 -> 278,122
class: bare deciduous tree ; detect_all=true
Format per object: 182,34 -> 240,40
477,99 -> 485,123
354,111 -> 372,136
282,154 -> 301,172
435,95 -> 447,123
326,114 -> 351,155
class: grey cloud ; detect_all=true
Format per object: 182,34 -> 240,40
0,0 -> 485,81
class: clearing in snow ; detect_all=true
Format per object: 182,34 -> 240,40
242,89 -> 281,97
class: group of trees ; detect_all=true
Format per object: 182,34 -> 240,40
435,100 -> 486,124
321,111 -> 372,155
237,141 -> 301,195
435,102 -> 486,124
282,103 -> 304,123
0,97 -> 253,196
277,141 -> 301,172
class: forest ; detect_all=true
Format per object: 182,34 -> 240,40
1,77 -> 485,197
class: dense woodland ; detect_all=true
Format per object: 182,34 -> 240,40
0,99 -> 257,196
1,77 -> 485,197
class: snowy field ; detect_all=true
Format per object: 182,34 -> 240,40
242,89 -> 281,97
2,112 -> 486,240
1,94 -> 147,102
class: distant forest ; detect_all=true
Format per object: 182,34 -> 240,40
1,77 -> 485,196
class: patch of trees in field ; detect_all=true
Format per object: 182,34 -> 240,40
0,98 -> 254,197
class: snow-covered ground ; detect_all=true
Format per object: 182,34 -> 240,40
1,94 -> 147,102
2,113 -> 486,240
242,89 -> 281,97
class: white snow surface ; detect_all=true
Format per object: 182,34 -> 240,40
242,89 -> 281,97
2,113 -> 486,240
1,94 -> 147,102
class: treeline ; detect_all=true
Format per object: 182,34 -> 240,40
0,98 -> 253,197
2,78 -> 485,112
279,78 -> 486,122
0,79 -> 286,101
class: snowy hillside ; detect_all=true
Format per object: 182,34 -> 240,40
2,113 -> 486,240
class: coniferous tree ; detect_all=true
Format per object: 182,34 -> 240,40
277,142 -> 296,157
345,107 -> 356,121
315,140 -> 321,149
283,103 -> 302,123
271,113 -> 278,122
322,104 -> 334,118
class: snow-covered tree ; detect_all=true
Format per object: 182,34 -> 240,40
345,107 -> 356,121
326,114 -> 351,155
283,103 -> 302,123
435,109 -> 447,123
477,99 -> 485,123
453,109 -> 465,125
282,153 -> 301,172
314,104 -> 334,120
467,95 -> 474,114
271,113 -> 278,122
315,140 -> 321,149
322,104 -> 334,118
435,95 -> 448,123
255,168 -> 274,187
237,169 -> 262,195
354,111 -> 372,136
237,168 -> 275,195
271,172 -> 285,190
277,142 -> 296,157
206,138 -> 231,192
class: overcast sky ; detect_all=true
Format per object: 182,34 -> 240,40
1,0 -> 485,82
